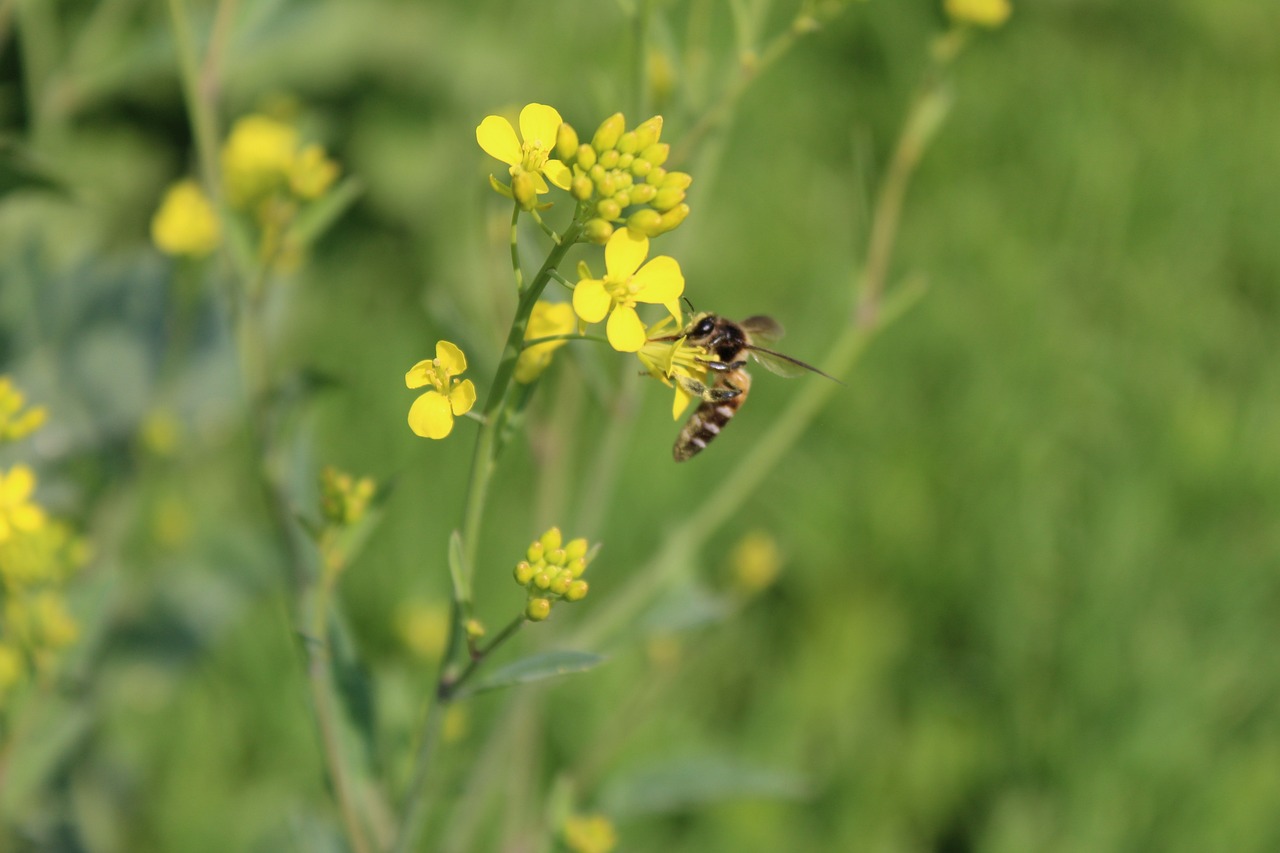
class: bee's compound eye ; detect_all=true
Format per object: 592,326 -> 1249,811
693,318 -> 715,337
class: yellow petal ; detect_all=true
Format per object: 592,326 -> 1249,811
405,359 -> 438,390
542,159 -> 571,190
604,228 -> 649,279
11,503 -> 45,532
450,379 -> 477,416
519,103 -> 563,150
0,465 -> 36,503
606,304 -> 646,352
529,171 -> 549,194
673,385 -> 696,420
408,391 -> 454,439
476,116 -> 521,166
573,279 -> 612,324
435,340 -> 468,375
631,255 -> 684,304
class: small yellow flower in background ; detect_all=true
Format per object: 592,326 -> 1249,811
729,530 -> 783,595
562,814 -> 618,853
636,315 -> 715,419
151,179 -> 221,257
573,229 -> 684,352
319,465 -> 376,527
406,341 -> 477,439
945,0 -> 1011,27
222,114 -> 299,208
0,377 -> 47,442
290,144 -> 340,200
477,103 -> 573,208
395,599 -> 450,662
516,301 -> 577,384
0,465 -> 46,543
0,519 -> 86,588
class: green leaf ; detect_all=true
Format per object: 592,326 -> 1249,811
599,755 -> 809,816
448,530 -> 470,605
461,650 -> 605,697
0,139 -> 69,198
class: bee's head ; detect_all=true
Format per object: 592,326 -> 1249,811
686,312 -> 719,343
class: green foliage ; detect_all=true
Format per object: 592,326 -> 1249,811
2,0 -> 1279,851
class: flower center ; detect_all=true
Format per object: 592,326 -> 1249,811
603,274 -> 641,308
520,140 -> 550,173
427,358 -> 453,393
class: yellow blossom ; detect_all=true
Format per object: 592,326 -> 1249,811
729,530 -> 783,595
0,377 -> 47,442
395,599 -> 450,661
944,0 -> 1011,27
405,341 -> 477,439
573,229 -> 684,352
477,103 -> 573,206
151,179 -> 221,257
516,301 -> 577,383
0,465 -> 45,543
636,316 -> 715,419
562,814 -> 618,853
290,144 -> 340,199
222,114 -> 299,208
0,519 -> 86,588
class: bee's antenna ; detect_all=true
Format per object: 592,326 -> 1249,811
682,296 -> 697,314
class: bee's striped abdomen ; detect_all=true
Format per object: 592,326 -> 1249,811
673,370 -> 751,462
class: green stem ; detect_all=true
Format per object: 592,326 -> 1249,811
509,204 -> 524,291
164,0 -> 219,193
445,615 -> 526,700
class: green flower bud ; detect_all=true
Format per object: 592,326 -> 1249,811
645,166 -> 668,186
625,208 -> 663,238
652,186 -> 685,212
616,131 -> 639,155
596,198 -> 621,221
540,527 -> 563,552
548,548 -> 567,567
556,123 -> 579,162
663,171 -> 693,190
568,556 -> 588,578
639,143 -> 669,168
577,260 -> 594,280
598,149 -> 620,170
584,218 -> 614,244
592,113 -> 625,152
513,171 -> 539,210
595,173 -> 617,199
630,159 -> 652,178
629,183 -> 657,205
549,571 -> 571,595
533,571 -> 552,590
615,172 -> 634,190
565,580 -> 589,602
514,560 -> 535,585
565,538 -> 589,562
634,115 -> 663,149
572,174 -> 594,201
657,203 -> 689,234
618,153 -> 635,170
589,164 -> 606,183
527,541 -> 545,563
465,619 -> 486,640
576,144 -> 597,171
527,598 -> 552,621
612,191 -> 631,209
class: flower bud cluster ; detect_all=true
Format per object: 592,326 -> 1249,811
556,113 -> 692,244
319,465 -> 376,527
513,527 -> 595,621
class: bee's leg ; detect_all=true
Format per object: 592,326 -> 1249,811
696,358 -> 748,372
673,373 -> 742,403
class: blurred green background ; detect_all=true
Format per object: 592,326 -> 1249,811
2,0 -> 1279,850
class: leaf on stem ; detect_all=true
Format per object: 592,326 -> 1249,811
459,650 -> 606,697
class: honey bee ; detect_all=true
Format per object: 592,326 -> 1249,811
652,312 -> 836,462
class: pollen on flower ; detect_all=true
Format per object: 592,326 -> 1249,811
406,341 -> 477,439
151,179 -> 221,258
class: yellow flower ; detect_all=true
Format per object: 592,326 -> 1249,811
729,530 -> 783,595
516,301 -> 577,383
0,377 -> 47,442
944,0 -> 1011,27
406,341 -> 477,439
476,103 -> 573,204
395,599 -> 450,661
290,144 -> 339,199
636,316 -> 714,419
150,180 -> 221,257
0,465 -> 45,543
222,114 -> 299,208
573,229 -> 684,352
562,814 -> 618,853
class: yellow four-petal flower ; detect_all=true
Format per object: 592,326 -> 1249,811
477,103 -> 573,201
406,341 -> 477,439
573,229 -> 684,352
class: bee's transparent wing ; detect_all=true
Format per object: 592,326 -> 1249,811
740,315 -> 784,346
